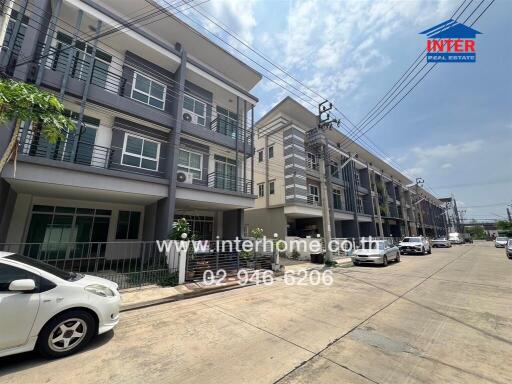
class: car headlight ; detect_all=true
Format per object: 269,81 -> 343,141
85,284 -> 115,297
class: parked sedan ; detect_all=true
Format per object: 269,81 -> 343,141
0,252 -> 121,359
352,240 -> 400,267
495,237 -> 509,248
398,236 -> 432,255
432,237 -> 452,248
507,240 -> 512,259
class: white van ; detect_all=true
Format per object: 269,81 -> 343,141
448,232 -> 464,245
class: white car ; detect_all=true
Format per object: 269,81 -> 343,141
352,240 -> 400,267
431,237 -> 452,248
398,236 -> 432,255
495,237 -> 509,248
0,252 -> 121,359
448,232 -> 464,245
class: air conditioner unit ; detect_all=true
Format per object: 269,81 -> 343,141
182,112 -> 196,124
176,171 -> 193,184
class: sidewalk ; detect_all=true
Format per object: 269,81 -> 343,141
120,257 -> 353,311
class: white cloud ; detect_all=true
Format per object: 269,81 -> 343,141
441,163 -> 453,169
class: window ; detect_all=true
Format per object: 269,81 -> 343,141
333,189 -> 343,210
178,149 -> 202,180
308,185 -> 319,205
183,94 -> 206,126
258,150 -> 264,163
307,152 -> 318,170
269,180 -> 275,195
131,72 -> 166,110
214,155 -> 237,191
268,145 -> 274,159
258,183 -> 265,197
122,134 -> 160,171
357,196 -> 364,213
354,170 -> 361,186
330,161 -> 339,178
0,264 -> 36,291
116,211 -> 141,240
216,106 -> 238,138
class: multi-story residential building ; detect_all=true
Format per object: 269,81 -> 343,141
0,0 -> 261,247
245,97 -> 447,240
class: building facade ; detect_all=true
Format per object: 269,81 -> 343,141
0,0 -> 261,246
245,97 -> 447,240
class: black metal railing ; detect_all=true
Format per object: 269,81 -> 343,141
19,127 -> 115,169
0,242 -> 178,290
206,172 -> 253,194
186,241 -> 273,281
210,114 -> 252,146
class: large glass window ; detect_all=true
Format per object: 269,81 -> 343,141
122,134 -> 160,171
216,106 -> 237,138
174,215 -> 214,240
258,183 -> 265,197
183,95 -> 206,126
178,149 -> 202,180
115,211 -> 141,240
24,206 -> 111,260
214,155 -> 237,191
131,72 -> 166,110
333,189 -> 343,210
308,185 -> 320,205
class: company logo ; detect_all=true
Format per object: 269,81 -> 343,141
420,19 -> 482,63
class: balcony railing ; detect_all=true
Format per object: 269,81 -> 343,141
205,172 -> 253,194
210,114 -> 251,145
307,194 -> 321,206
306,158 -> 319,171
19,127 -> 115,169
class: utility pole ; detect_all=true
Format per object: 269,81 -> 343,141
317,101 -> 341,262
0,1 -> 14,53
507,205 -> 512,222
415,178 -> 425,236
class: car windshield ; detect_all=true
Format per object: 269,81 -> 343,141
435,238 -> 447,241
5,254 -> 81,281
496,237 -> 508,241
360,242 -> 385,250
402,237 -> 421,242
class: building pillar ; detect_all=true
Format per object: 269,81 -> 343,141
157,47 -> 187,240
347,157 -> 360,240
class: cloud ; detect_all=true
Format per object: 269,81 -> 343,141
440,163 -> 453,169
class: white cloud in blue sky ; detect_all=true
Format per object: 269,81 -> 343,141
179,0 -> 512,220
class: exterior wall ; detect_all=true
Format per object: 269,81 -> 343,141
283,126 -> 307,205
244,207 -> 287,239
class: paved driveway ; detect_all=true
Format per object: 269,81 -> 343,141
1,244 -> 511,383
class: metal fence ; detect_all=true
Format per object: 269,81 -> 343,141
185,241 -> 273,281
0,242 -> 178,290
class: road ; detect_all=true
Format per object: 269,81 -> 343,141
1,244 -> 511,384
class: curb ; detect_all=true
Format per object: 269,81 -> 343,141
120,281 -> 255,312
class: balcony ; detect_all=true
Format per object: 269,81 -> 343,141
203,172 -> 253,194
18,127 -> 166,178
306,158 -> 319,171
210,114 -> 252,147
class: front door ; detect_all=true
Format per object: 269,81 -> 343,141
0,263 -> 40,351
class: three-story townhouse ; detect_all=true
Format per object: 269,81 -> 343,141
0,0 -> 261,252
245,97 -> 447,241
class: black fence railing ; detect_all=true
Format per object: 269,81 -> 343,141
20,127 -> 114,169
210,115 -> 252,146
206,172 -> 253,194
0,242 -> 178,290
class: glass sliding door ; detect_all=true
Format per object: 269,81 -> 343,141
214,155 -> 237,192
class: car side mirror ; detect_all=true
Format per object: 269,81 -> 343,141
9,279 -> 36,292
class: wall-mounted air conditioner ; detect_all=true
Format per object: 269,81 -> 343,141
176,171 -> 194,184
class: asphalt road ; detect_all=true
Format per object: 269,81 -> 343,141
1,243 -> 511,384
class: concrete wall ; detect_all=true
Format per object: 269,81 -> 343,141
244,207 -> 287,239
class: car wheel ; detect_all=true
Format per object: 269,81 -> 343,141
353,261 -> 359,266
382,256 -> 388,267
37,310 -> 96,359
422,247 -> 427,255
395,252 -> 401,262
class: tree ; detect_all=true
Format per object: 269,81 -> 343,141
496,220 -> 512,231
0,78 -> 74,173
465,225 -> 486,240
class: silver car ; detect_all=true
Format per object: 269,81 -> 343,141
495,237 -> 509,248
432,237 -> 451,248
352,240 -> 400,267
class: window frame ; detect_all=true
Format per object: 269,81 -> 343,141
115,210 -> 141,240
308,184 -> 319,202
333,188 -> 343,210
130,72 -> 167,111
258,183 -> 265,197
183,94 -> 207,126
269,180 -> 275,195
177,149 -> 203,180
258,150 -> 264,163
121,133 -> 161,171
268,145 -> 274,159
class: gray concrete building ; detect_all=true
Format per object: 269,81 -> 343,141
245,97 -> 447,240
0,0 -> 262,245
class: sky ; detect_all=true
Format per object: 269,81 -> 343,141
176,0 -> 512,222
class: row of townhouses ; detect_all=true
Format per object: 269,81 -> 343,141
0,0 -> 447,253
